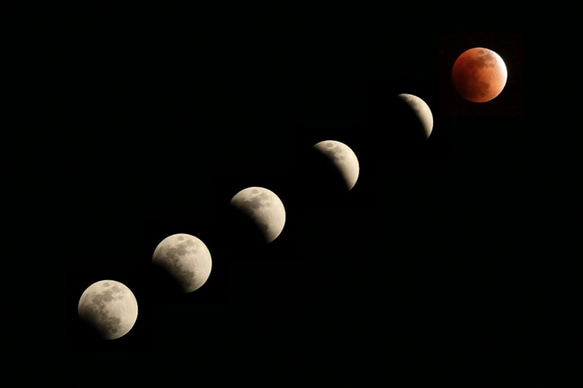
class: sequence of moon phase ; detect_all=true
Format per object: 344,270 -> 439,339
77,46 -> 505,340
75,107 -> 415,340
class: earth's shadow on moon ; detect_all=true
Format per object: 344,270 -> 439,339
382,95 -> 431,149
362,79 -> 442,165
292,146 -> 355,211
77,315 -> 110,342
67,267 -> 151,353
73,317 -> 145,353
224,204 -> 274,251
149,262 -> 187,299
148,257 -> 220,306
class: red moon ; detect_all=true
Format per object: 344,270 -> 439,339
451,47 -> 507,103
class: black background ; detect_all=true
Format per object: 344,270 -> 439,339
59,17 -> 535,364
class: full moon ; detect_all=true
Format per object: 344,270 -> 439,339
312,140 -> 360,191
396,93 -> 433,140
152,233 -> 212,293
230,186 -> 286,243
78,280 -> 138,340
451,47 -> 507,103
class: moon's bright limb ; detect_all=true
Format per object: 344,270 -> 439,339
397,93 -> 433,139
152,233 -> 212,293
230,186 -> 286,243
312,140 -> 360,191
77,280 -> 138,340
451,47 -> 507,103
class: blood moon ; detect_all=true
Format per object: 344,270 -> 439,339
452,47 -> 507,103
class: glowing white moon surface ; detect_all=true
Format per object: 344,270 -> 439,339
78,280 -> 138,340
397,93 -> 433,139
152,233 -> 212,293
313,140 -> 360,191
230,186 -> 286,243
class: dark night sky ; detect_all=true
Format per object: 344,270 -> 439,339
61,18 -> 534,359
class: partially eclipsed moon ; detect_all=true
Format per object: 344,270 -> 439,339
313,140 -> 360,191
452,47 -> 507,103
230,186 -> 286,243
397,93 -> 433,140
152,233 -> 212,293
78,280 -> 138,340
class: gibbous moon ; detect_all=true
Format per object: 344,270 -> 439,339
78,280 -> 138,340
452,47 -> 507,103
230,186 -> 286,243
396,93 -> 433,140
152,233 -> 212,293
313,140 -> 360,191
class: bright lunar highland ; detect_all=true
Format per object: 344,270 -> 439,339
152,233 -> 213,293
397,93 -> 434,140
78,280 -> 138,340
230,186 -> 286,243
312,140 -> 360,191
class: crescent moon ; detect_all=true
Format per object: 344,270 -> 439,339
312,140 -> 360,191
397,93 -> 433,140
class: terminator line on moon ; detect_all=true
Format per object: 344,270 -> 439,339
230,186 -> 286,243
396,93 -> 434,140
313,140 -> 360,191
152,233 -> 213,293
78,280 -> 138,340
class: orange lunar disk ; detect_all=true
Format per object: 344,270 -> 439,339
451,47 -> 507,103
